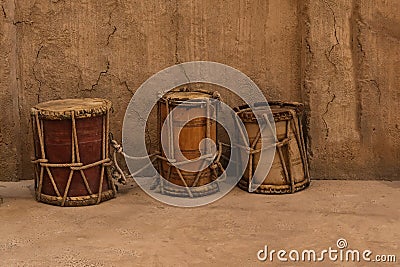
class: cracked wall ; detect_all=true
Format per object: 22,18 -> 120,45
0,0 -> 399,181
301,0 -> 400,179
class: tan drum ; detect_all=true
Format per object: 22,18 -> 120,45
235,101 -> 310,194
157,89 -> 222,197
31,98 -> 116,206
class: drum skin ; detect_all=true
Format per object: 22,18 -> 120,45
158,91 -> 218,189
237,102 -> 309,193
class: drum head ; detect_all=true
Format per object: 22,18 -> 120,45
161,90 -> 215,106
31,98 -> 112,119
236,102 -> 303,122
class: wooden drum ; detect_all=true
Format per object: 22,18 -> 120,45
235,102 -> 310,194
31,98 -> 116,206
157,89 -> 221,197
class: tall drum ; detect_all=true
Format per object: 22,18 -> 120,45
31,98 -> 116,206
235,102 -> 310,194
157,89 -> 221,197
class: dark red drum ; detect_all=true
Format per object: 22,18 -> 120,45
31,98 -> 116,206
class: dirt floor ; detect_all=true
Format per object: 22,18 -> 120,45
0,180 -> 399,267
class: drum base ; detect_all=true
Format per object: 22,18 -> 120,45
238,178 -> 309,194
36,190 -> 116,207
161,183 -> 220,198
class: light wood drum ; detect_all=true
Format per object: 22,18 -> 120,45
157,89 -> 221,197
235,101 -> 310,194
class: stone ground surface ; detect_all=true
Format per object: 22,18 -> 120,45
0,180 -> 399,267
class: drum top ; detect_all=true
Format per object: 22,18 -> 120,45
236,101 -> 303,122
161,90 -> 218,106
31,98 -> 112,119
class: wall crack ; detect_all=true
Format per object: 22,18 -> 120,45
13,20 -> 33,26
87,60 -> 110,91
174,0 -> 180,64
85,60 -> 135,95
120,80 -> 133,94
321,92 -> 336,138
1,5 -> 6,18
106,4 -> 118,46
107,26 -> 117,46
355,20 -> 366,62
323,0 -> 340,70
33,45 -> 44,103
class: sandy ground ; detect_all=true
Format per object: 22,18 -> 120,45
0,180 -> 399,267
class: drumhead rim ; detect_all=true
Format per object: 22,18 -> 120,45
31,98 -> 112,119
234,102 -> 303,123
160,90 -> 218,105
234,101 -> 303,113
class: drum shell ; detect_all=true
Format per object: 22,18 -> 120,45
33,115 -> 111,197
158,96 -> 217,187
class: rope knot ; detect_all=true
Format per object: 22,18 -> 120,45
212,91 -> 222,100
210,163 -> 218,170
110,139 -> 123,153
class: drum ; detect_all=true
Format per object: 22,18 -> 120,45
157,89 -> 221,197
235,101 -> 310,194
31,98 -> 116,206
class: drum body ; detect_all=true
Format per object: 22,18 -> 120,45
157,90 -> 220,197
31,98 -> 116,206
236,102 -> 310,194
